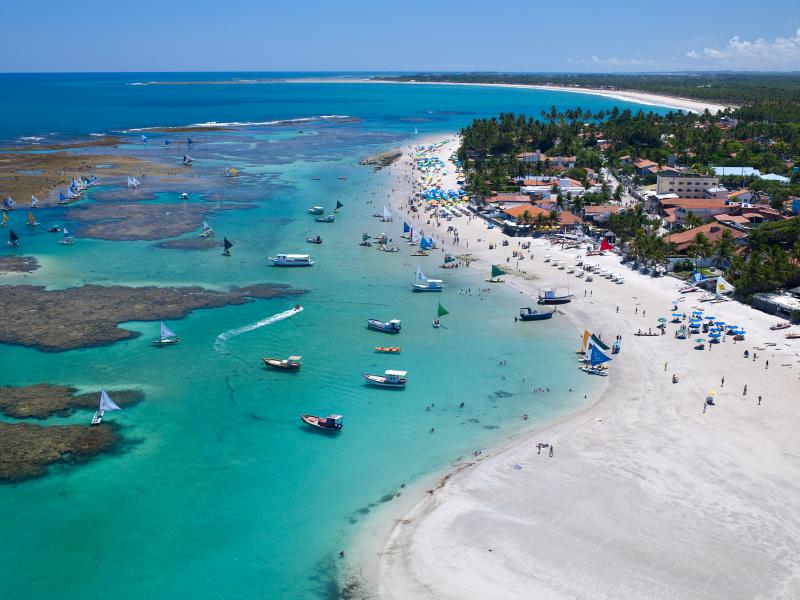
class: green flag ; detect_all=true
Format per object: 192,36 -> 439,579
491,264 -> 505,278
437,303 -> 449,317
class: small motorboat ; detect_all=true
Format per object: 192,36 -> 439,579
48,225 -> 61,233
785,332 -> 800,340
301,413 -> 342,432
263,355 -> 303,370
374,346 -> 401,353
180,193 -> 189,200
770,321 -> 791,331
411,250 -> 429,257
306,236 -> 323,244
363,370 -> 407,387
432,317 -> 441,328
367,318 -> 402,333
269,253 -> 314,266
316,215 -> 335,223
307,206 -> 324,215
518,307 -> 555,321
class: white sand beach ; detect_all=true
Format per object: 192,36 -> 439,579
291,78 -> 730,115
370,137 -> 800,599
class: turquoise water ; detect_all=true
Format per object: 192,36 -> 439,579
0,75 -> 668,599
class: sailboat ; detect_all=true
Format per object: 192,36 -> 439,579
487,264 -> 505,283
442,254 -> 456,268
410,265 -> 443,292
58,228 -> 74,245
433,303 -> 449,328
225,167 -> 238,177
152,321 -> 180,346
127,177 -> 141,189
222,237 -> 234,256
26,211 -> 39,227
381,205 -> 393,222
91,389 -> 122,425
710,276 -> 735,303
1,212 -> 7,227
31,195 -> 39,209
7,229 -> 19,246
141,134 -> 148,143
183,155 -> 194,166
334,200 -> 344,213
199,221 -> 215,238
358,233 -> 372,247
402,222 -> 411,239
581,342 -> 612,376
3,196 -> 16,210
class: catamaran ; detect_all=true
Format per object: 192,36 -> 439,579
58,228 -> 75,245
152,321 -> 180,346
91,389 -> 122,425
367,319 -> 402,333
363,369 -> 407,387
410,265 -> 443,292
537,288 -> 573,305
269,253 -> 314,267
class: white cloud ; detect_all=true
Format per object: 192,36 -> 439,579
567,55 -> 654,66
685,29 -> 800,68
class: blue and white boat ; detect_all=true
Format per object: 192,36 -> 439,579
58,228 -> 75,245
537,288 -> 573,305
315,215 -> 335,223
269,253 -> 314,267
91,389 -> 122,425
363,369 -> 407,387
518,307 -> 554,321
580,342 -> 612,376
410,266 -> 443,292
367,318 -> 402,333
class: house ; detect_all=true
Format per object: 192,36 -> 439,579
704,186 -> 729,200
520,177 -> 585,199
517,151 -> 576,168
659,198 -> 734,227
665,222 -> 747,254
583,205 -> 624,223
619,155 -> 632,164
502,204 -> 551,223
634,159 -> 658,175
656,173 -> 720,198
491,194 -> 531,205
728,189 -> 754,203
713,214 -> 752,229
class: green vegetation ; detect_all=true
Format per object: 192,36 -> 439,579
728,220 -> 800,300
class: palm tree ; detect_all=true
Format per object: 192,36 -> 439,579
688,232 -> 713,264
714,229 -> 736,270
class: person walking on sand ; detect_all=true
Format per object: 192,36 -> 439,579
721,376 -> 725,387
743,384 -> 748,396
758,395 -> 762,406
765,360 -> 769,370
549,445 -> 554,458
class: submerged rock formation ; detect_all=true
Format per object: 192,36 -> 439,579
0,256 -> 39,274
0,283 -> 303,351
0,385 -> 143,419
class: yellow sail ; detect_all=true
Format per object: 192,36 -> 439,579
581,329 -> 591,352
1,212 -> 7,225
27,211 -> 35,224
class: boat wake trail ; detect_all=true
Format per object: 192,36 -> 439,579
214,307 -> 303,353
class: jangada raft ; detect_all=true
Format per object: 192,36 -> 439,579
537,287 -> 573,305
301,413 -> 342,432
374,346 -> 401,353
367,318 -> 402,333
263,355 -> 303,370
363,370 -> 407,387
518,307 -> 554,321
152,321 -> 180,346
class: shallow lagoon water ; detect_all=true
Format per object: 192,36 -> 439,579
0,74 -> 668,599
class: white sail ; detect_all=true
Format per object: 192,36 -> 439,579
99,389 -> 122,412
383,205 -> 392,220
160,321 -> 177,340
202,221 -> 211,231
716,276 -> 735,296
415,265 -> 426,282
31,195 -> 39,207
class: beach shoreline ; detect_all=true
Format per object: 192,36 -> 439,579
284,77 -> 730,115
364,136 -> 800,599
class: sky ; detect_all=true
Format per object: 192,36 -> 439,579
1,0 -> 799,72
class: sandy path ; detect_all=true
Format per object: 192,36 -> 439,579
373,138 -> 800,599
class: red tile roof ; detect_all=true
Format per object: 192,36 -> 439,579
666,222 -> 746,251
492,194 -> 530,203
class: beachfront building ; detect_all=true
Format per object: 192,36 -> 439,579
582,204 -> 625,224
656,173 -> 720,198
665,222 -> 747,254
517,151 -> 576,169
519,177 -> 586,200
751,289 -> 800,319
658,198 -> 735,228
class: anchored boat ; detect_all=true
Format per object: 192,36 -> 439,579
363,370 -> 407,387
518,307 -> 554,321
375,346 -> 401,353
307,206 -> 324,215
306,235 -> 322,244
367,318 -> 402,333
537,288 -> 573,305
263,355 -> 303,370
301,413 -> 342,432
410,265 -> 443,292
269,253 -> 314,267
315,215 -> 335,223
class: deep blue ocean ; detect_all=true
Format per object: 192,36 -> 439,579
0,73 -> 668,599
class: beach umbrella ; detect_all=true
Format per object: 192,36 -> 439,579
695,338 -> 706,343
705,315 -> 716,320
709,331 -> 721,338
672,313 -> 682,317
715,321 -> 726,326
